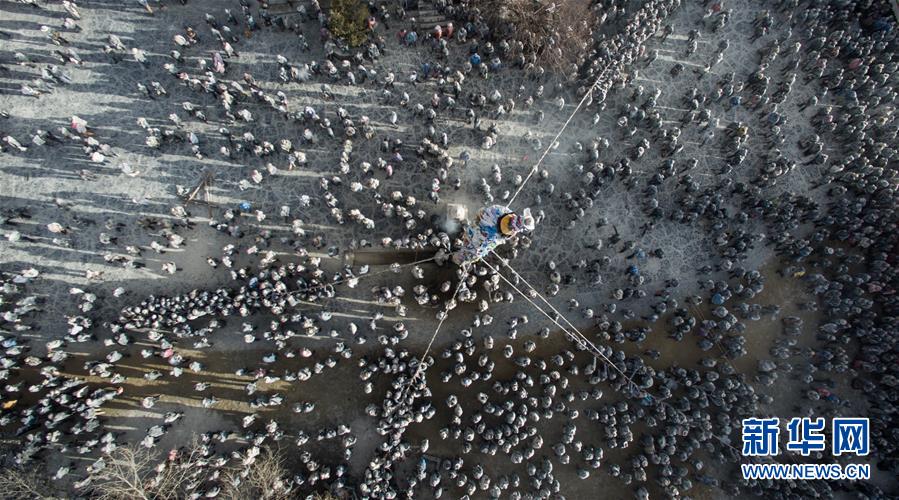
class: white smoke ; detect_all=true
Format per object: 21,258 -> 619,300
443,217 -> 461,235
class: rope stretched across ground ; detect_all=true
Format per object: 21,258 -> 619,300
485,253 -> 792,470
509,0 -> 679,207
381,265 -> 471,422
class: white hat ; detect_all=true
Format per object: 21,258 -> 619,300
520,208 -> 535,231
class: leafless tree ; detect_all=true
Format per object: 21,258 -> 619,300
0,466 -> 59,500
87,442 -> 206,500
471,0 -> 597,72
223,447 -> 293,500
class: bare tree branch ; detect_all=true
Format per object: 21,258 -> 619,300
0,466 -> 59,500
470,0 -> 597,71
223,447 -> 293,500
86,441 -> 208,500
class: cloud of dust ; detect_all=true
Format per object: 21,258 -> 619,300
443,217 -> 461,234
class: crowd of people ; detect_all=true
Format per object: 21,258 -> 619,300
0,0 -> 897,498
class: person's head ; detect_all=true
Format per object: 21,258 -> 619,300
499,208 -> 535,236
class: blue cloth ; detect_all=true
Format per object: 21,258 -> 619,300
454,205 -> 511,264
478,207 -> 503,239
469,53 -> 481,66
711,293 -> 725,305
239,201 -> 252,211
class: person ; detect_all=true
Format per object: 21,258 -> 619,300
452,205 -> 534,265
